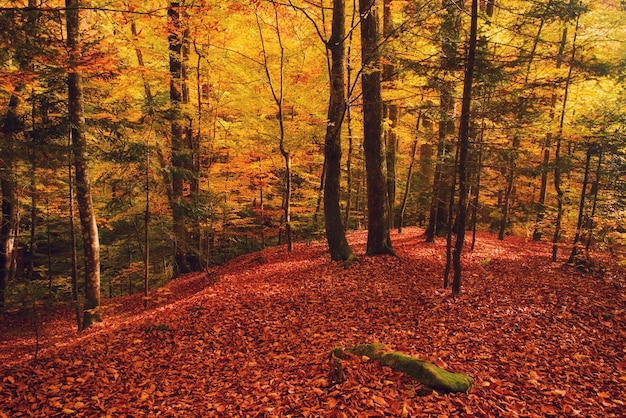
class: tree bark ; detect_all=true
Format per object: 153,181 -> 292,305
257,3 -> 292,252
383,0 -> 397,230
568,145 -> 592,264
452,0 -> 478,296
324,0 -> 354,262
66,0 -> 101,327
169,1 -> 196,274
552,4 -> 580,262
398,140 -> 418,234
359,0 -> 394,255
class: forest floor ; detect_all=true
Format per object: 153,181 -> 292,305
1,227 -> 625,417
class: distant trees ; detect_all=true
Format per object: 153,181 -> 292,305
0,0 -> 624,308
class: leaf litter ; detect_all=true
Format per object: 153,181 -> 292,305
1,227 -> 624,417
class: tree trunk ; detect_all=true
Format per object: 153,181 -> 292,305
533,134 -> 551,240
169,1 -> 195,274
552,5 -> 580,262
383,0 -> 397,230
498,136 -> 520,240
67,134 -> 81,330
359,0 -> 394,256
584,147 -> 602,253
257,4 -> 292,252
344,4 -> 358,231
324,0 -> 354,262
398,140 -> 418,234
568,145 -> 592,264
452,0 -> 478,296
67,0 -> 101,327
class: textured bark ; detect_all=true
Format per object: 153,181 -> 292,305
169,2 -> 197,274
359,0 -> 394,255
398,140 -> 418,233
383,0 -> 397,230
452,0 -> 478,296
324,0 -> 353,262
257,5 -> 292,252
67,0 -> 101,327
568,146 -> 592,264
553,5 -> 580,262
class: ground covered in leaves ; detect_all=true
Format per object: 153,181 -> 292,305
1,228 -> 625,417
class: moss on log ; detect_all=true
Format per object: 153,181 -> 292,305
333,343 -> 473,393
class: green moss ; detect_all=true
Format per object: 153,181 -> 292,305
380,352 -> 473,393
335,343 -> 473,393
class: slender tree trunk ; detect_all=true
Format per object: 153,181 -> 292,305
27,153 -> 37,282
344,1 -> 357,231
568,146 -> 592,263
67,0 -> 101,327
383,0 -> 397,230
360,0 -> 394,255
585,147 -> 602,253
398,140 -> 418,234
324,0 -> 353,262
470,115 -> 485,251
499,136 -> 519,240
552,6 -> 580,262
257,4 -> 292,252
452,0 -> 478,296
533,134 -> 551,240
67,136 -> 81,330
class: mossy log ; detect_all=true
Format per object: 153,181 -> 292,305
330,343 -> 473,393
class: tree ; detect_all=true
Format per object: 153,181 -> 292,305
169,1 -> 199,273
66,0 -> 101,327
256,2 -> 293,252
359,0 -> 394,255
383,0 -> 398,230
323,0 -> 354,262
452,0 -> 478,296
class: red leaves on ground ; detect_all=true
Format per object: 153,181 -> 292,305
1,228 -> 625,416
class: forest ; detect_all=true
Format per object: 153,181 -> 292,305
0,0 -> 625,415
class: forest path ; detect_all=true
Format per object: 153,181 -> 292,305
1,228 -> 625,417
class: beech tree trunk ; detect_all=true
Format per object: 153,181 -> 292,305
324,0 -> 353,262
568,146 -> 592,264
67,0 -> 101,327
257,3 -> 292,252
169,1 -> 196,274
452,0 -> 478,296
359,0 -> 394,255
383,0 -> 397,230
553,5 -> 580,262
398,140 -> 418,234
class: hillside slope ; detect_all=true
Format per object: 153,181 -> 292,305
1,228 -> 625,417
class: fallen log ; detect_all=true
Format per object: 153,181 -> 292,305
329,343 -> 473,393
